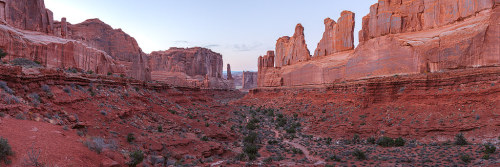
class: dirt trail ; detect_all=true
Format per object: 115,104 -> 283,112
272,129 -> 325,165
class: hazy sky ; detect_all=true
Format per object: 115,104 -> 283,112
45,0 -> 377,71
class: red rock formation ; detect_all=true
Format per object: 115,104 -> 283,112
275,24 -> 311,67
0,0 -> 54,34
258,0 -> 500,88
147,47 -> 232,89
0,23 -> 123,75
359,0 -> 495,42
314,11 -> 355,57
258,51 -> 282,87
242,71 -> 258,89
227,64 -> 233,80
148,47 -> 222,79
67,19 -> 151,81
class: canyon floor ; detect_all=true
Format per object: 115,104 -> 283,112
0,64 -> 499,167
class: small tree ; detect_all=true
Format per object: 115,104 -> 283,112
0,137 -> 14,165
454,133 -> 468,146
128,150 -> 144,167
0,49 -> 7,62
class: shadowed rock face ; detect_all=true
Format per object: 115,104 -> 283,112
314,11 -> 355,57
275,24 -> 311,67
227,64 -> 233,80
148,47 -> 223,82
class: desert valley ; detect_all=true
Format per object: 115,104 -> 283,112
0,0 -> 499,166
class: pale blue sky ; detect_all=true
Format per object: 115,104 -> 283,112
45,0 -> 377,71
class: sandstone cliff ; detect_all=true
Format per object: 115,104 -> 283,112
148,47 -> 232,89
0,0 -> 54,34
258,0 -> 500,88
314,11 -> 355,57
275,24 -> 311,67
0,21 -> 123,75
66,19 -> 151,81
242,71 -> 258,90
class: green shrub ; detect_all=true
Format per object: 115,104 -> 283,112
286,127 -> 296,134
291,148 -> 303,154
352,149 -> 366,160
394,137 -> 406,147
482,154 -> 490,160
376,136 -> 394,147
267,140 -> 278,145
243,144 -> 258,161
352,134 -> 360,144
460,154 -> 471,163
454,133 -> 468,146
328,155 -> 341,162
244,132 -> 258,144
128,150 -> 144,167
201,136 -> 209,141
367,137 -> 376,144
157,125 -> 163,132
484,144 -> 496,154
10,58 -> 42,68
127,133 -> 135,143
246,121 -> 258,130
107,72 -> 112,76
0,137 -> 14,165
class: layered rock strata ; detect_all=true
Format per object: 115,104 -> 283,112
258,0 -> 500,88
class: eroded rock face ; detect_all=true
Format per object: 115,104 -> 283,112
1,0 -> 54,34
227,64 -> 232,80
0,24 -> 123,75
359,0 -> 495,42
275,24 -> 311,67
258,0 -> 499,88
242,71 -> 258,89
314,11 -> 355,57
149,47 -> 223,79
67,19 -> 151,81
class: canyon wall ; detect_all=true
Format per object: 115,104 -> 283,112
242,71 -> 258,90
258,0 -> 500,88
0,0 -> 233,89
65,19 -> 151,81
0,21 -> 122,75
0,0 -> 54,34
148,47 -> 231,89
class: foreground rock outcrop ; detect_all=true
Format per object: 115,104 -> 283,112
258,0 -> 500,88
